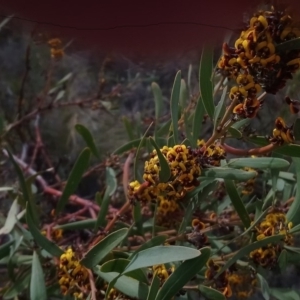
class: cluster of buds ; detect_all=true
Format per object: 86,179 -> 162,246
58,248 -> 90,299
250,211 -> 293,268
48,38 -> 64,59
186,218 -> 209,249
128,144 -> 201,206
218,7 -> 300,122
128,143 -> 226,210
227,268 -> 257,299
269,117 -> 294,145
205,259 -> 232,297
41,228 -> 63,242
197,140 -> 226,167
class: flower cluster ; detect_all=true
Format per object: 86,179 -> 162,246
228,268 -> 257,299
250,211 -> 293,268
107,288 -> 133,300
48,38 -> 64,59
218,7 -> 300,120
128,144 -> 201,205
58,248 -> 90,299
205,259 -> 232,297
197,140 -> 226,167
269,117 -> 294,145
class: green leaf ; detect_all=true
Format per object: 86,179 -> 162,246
152,82 -> 163,126
228,127 -> 242,138
147,275 -> 160,300
199,45 -> 214,119
203,167 -> 256,181
122,116 -> 136,141
113,138 -> 145,155
129,235 -> 168,259
149,137 -> 171,182
293,119 -> 300,141
56,148 -> 91,214
247,137 -> 300,157
155,247 -> 211,300
270,288 -> 300,300
123,246 -> 201,274
95,268 -> 149,300
170,71 -> 181,145
0,199 -> 22,235
55,219 -> 96,230
278,249 -> 288,272
276,37 -> 300,52
134,122 -> 153,181
217,235 -> 285,276
257,273 -> 270,300
287,158 -> 300,225
3,272 -> 31,299
231,118 -> 250,130
75,124 -> 100,158
228,157 -> 290,169
30,252 -> 47,300
81,228 -> 128,268
100,259 -> 148,284
213,85 -> 227,130
199,285 -> 226,300
26,203 -> 63,257
191,95 -> 205,147
0,240 -> 14,260
224,180 -> 251,228
94,191 -> 109,229
133,202 -> 144,236
274,144 -> 300,157
5,148 -> 38,224
179,79 -> 188,111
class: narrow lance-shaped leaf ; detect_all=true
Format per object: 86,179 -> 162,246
228,157 -> 290,169
81,228 -> 128,268
75,124 -> 100,158
134,122 -> 153,181
276,37 -> 300,52
5,148 -> 38,224
94,167 -> 117,229
122,116 -> 136,141
192,95 -> 205,147
30,252 -> 47,300
287,158 -> 300,225
170,71 -> 181,145
155,247 -> 211,300
213,85 -> 228,131
122,246 -> 201,274
147,275 -> 160,300
149,137 -> 171,182
152,82 -> 163,129
224,180 -> 251,228
199,286 -> 226,300
199,45 -> 214,119
56,148 -> 91,214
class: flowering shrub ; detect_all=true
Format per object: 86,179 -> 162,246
1,4 -> 300,300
